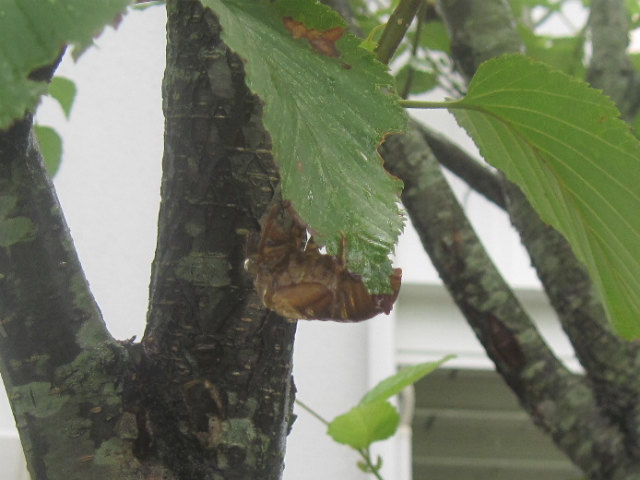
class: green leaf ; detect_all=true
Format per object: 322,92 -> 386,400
34,126 -> 63,177
0,0 -> 131,130
450,54 -> 640,338
360,355 -> 455,405
418,21 -> 450,54
202,0 -> 406,293
327,401 -> 399,449
48,77 -> 77,119
628,0 -> 640,29
395,64 -> 438,95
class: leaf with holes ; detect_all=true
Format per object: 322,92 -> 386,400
202,0 -> 406,293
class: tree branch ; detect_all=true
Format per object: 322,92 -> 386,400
438,0 -> 640,445
503,181 -> 640,454
587,0 -> 640,121
434,0 -> 640,475
0,115 -> 131,477
380,125 -> 636,478
436,0 -> 524,82
415,123 -> 506,209
140,1 -> 296,478
375,0 -> 422,64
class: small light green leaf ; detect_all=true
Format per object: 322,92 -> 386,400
327,400 -> 399,449
48,77 -> 77,119
360,355 -> 455,405
450,54 -> 640,338
0,0 -> 131,130
0,217 -> 37,247
34,126 -> 63,177
202,0 -> 406,293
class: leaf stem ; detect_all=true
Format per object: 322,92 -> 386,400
297,399 -> 386,479
295,398 -> 330,425
399,98 -> 463,109
357,448 -> 385,480
375,0 -> 422,65
400,1 -> 425,98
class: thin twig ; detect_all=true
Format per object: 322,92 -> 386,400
295,398 -> 330,425
375,0 -> 422,64
357,448 -> 385,480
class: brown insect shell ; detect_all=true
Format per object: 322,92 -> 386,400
255,235 -> 341,320
256,237 -> 401,321
253,201 -> 401,321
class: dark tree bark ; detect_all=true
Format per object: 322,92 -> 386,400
0,1 -> 295,479
138,1 -> 296,478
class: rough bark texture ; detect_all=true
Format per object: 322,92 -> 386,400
436,0 -> 523,82
0,1 -> 296,479
381,126 -> 639,479
416,124 -> 505,209
138,1 -> 296,478
0,77 -> 138,480
587,0 -> 640,120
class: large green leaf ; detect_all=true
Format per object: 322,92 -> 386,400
202,0 -> 406,292
450,54 -> 640,338
0,0 -> 131,130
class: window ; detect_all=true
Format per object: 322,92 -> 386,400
411,368 -> 582,480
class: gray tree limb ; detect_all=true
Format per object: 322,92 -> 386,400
435,0 -> 640,475
587,0 -> 640,120
416,124 -> 505,209
0,62 -> 139,478
381,126 -> 637,478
